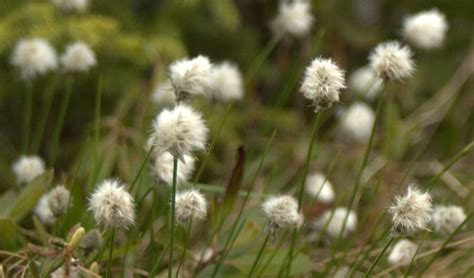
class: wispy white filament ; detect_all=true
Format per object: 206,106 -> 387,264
12,155 -> 46,184
272,0 -> 314,37
403,9 -> 448,49
262,195 -> 303,231
369,41 -> 415,81
169,55 -> 212,100
152,152 -> 196,186
175,190 -> 208,224
11,38 -> 58,80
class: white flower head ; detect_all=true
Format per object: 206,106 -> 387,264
305,173 -> 335,203
316,207 -> 357,238
35,194 -> 56,225
369,41 -> 415,81
89,179 -> 136,229
152,152 -> 196,186
12,155 -> 46,184
339,102 -> 375,143
262,195 -> 303,232
150,104 -> 208,160
175,190 -> 208,224
387,239 -> 417,266
61,41 -> 96,73
169,55 -> 212,101
209,62 -> 244,102
47,185 -> 71,217
151,81 -> 176,108
349,66 -> 383,100
300,58 -> 345,112
11,38 -> 58,80
432,205 -> 467,235
51,0 -> 88,12
80,229 -> 104,252
389,185 -> 432,235
272,0 -> 314,37
403,9 -> 448,49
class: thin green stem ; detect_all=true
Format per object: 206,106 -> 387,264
364,236 -> 395,278
245,34 -> 282,84
50,78 -> 73,165
22,81 -> 33,154
176,219 -> 193,278
105,228 -> 116,278
168,157 -> 178,278
32,77 -> 57,153
149,241 -> 171,277
130,146 -> 155,194
403,232 -> 429,277
248,233 -> 271,277
257,231 -> 288,278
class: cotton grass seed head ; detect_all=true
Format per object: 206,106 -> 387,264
432,205 -> 467,235
11,38 -> 58,80
150,104 -> 208,160
300,58 -> 345,112
317,207 -> 357,238
403,9 -> 448,49
339,102 -> 375,143
12,155 -> 46,184
35,194 -> 56,225
61,41 -> 96,73
47,185 -> 71,217
209,62 -> 244,102
349,66 -> 383,100
262,195 -> 303,232
305,172 -> 335,204
151,81 -> 176,108
369,41 -> 415,81
80,229 -> 104,252
272,0 -> 314,37
389,185 -> 432,236
152,151 -> 196,186
169,55 -> 212,101
387,239 -> 417,266
51,0 -> 88,13
175,190 -> 208,224
89,179 -> 135,229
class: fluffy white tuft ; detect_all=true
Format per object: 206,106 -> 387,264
175,190 -> 208,224
169,55 -> 212,101
369,41 -> 415,81
316,207 -> 357,238
209,62 -> 244,102
61,41 -> 96,73
403,9 -> 448,49
35,194 -> 56,225
339,102 -> 375,143
349,66 -> 383,100
89,179 -> 135,229
389,185 -> 432,235
11,38 -> 58,80
387,239 -> 417,266
272,0 -> 314,37
432,205 -> 467,235
152,152 -> 196,186
151,81 -> 176,107
305,172 -> 335,203
51,0 -> 88,12
12,155 -> 46,184
300,58 -> 345,112
262,195 -> 303,231
47,185 -> 71,216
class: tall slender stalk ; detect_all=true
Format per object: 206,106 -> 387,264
245,34 -> 282,84
168,157 -> 178,278
130,146 -> 155,195
32,77 -> 57,153
248,233 -> 271,277
149,241 -> 170,277
257,231 -> 289,277
22,80 -> 33,154
364,236 -> 395,277
105,228 -> 116,278
176,219 -> 193,278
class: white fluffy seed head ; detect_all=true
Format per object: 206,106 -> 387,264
209,62 -> 244,102
369,41 -> 415,81
150,104 -> 208,160
349,66 -> 383,100
35,194 -> 56,225
51,0 -> 88,12
300,58 -> 345,112
80,229 -> 104,252
89,179 -> 135,229
272,0 -> 314,37
305,173 -> 335,204
403,9 -> 448,49
262,195 -> 303,232
11,38 -> 58,80
432,205 -> 467,235
339,102 -> 375,143
317,207 -> 358,238
387,239 -> 417,266
61,41 -> 96,73
169,55 -> 212,101
389,185 -> 432,236
47,185 -> 71,217
151,81 -> 176,108
12,155 -> 46,184
152,152 -> 196,186
175,190 -> 208,224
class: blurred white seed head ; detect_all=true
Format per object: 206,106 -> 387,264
305,173 -> 335,203
80,229 -> 104,252
349,66 -> 383,100
403,9 -> 448,49
47,185 -> 71,217
389,185 -> 432,235
51,0 -> 88,12
339,102 -> 375,143
12,155 -> 46,184
300,58 -> 345,112
175,190 -> 208,224
369,41 -> 415,81
432,205 -> 467,235
61,41 -> 96,73
209,62 -> 244,102
51,258 -> 80,278
316,207 -> 357,238
169,55 -> 212,101
152,152 -> 196,186
151,81 -> 176,108
272,0 -> 314,37
387,239 -> 417,266
35,194 -> 56,225
11,38 -> 58,80
150,104 -> 208,160
262,195 -> 303,232
89,179 -> 135,229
